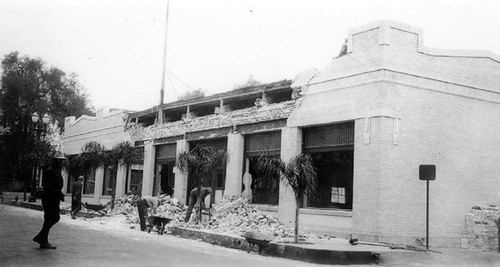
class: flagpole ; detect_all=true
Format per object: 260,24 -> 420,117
158,0 -> 169,124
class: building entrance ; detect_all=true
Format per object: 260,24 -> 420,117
157,161 -> 175,196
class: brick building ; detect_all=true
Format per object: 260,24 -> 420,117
63,21 -> 500,247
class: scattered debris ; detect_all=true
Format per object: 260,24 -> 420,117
75,194 -> 295,240
206,196 -> 294,238
349,238 -> 441,253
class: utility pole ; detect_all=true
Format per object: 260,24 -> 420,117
157,0 -> 169,124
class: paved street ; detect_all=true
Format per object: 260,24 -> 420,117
0,205 -> 317,267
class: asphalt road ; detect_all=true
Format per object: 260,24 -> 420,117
0,205 -> 317,267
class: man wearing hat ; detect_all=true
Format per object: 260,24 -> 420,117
71,176 -> 84,219
33,151 -> 66,249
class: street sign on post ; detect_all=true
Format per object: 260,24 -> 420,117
419,164 -> 436,249
419,165 -> 436,181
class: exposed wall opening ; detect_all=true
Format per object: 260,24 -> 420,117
189,100 -> 220,118
157,161 -> 175,196
265,89 -> 293,104
226,97 -> 257,111
136,114 -> 156,127
163,107 -> 185,122
187,138 -> 228,204
155,143 -> 177,196
303,122 -> 354,210
83,171 -> 95,195
244,131 -> 281,205
129,169 -> 143,196
102,165 -> 116,196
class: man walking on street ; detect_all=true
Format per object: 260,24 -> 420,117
71,175 -> 84,219
33,151 -> 66,249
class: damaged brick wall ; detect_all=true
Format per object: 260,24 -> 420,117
127,99 -> 300,142
462,206 -> 500,251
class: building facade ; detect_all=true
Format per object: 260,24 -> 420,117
62,107 -> 139,204
63,21 -> 500,248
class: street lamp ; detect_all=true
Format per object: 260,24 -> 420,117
25,112 -> 50,202
31,112 -> 50,137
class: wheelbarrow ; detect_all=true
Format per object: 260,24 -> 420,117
82,202 -> 108,216
242,231 -> 274,255
146,216 -> 172,235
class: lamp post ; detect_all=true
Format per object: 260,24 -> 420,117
25,112 -> 50,202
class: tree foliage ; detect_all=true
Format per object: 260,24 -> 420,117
256,153 -> 317,243
67,141 -> 144,209
232,74 -> 262,90
68,141 -> 107,179
178,88 -> 205,101
0,52 -> 94,183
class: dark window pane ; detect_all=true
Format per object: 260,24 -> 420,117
102,166 -> 115,196
130,169 -> 143,195
307,150 -> 353,209
247,156 -> 280,205
83,171 -> 95,195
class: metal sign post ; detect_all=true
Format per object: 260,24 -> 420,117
419,165 -> 436,250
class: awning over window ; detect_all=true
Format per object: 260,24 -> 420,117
303,122 -> 354,152
156,143 -> 176,160
245,131 -> 281,156
191,138 -> 228,151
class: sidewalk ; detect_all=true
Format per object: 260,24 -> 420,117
13,200 -> 500,266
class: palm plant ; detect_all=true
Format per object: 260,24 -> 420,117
176,144 -> 229,224
68,141 -> 106,195
105,141 -> 144,210
68,141 -> 144,210
256,153 -> 317,243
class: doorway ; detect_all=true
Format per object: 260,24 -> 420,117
156,161 -> 175,196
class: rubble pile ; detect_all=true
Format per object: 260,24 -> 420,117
463,205 -> 500,251
108,194 -> 186,225
150,196 -> 185,223
196,196 -> 294,238
84,194 -> 294,239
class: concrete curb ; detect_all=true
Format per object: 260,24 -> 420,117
167,226 -> 378,265
18,201 -> 44,211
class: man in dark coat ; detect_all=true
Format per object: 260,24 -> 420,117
33,151 -> 66,249
71,175 -> 84,219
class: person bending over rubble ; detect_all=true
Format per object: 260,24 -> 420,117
184,187 -> 212,222
136,196 -> 165,231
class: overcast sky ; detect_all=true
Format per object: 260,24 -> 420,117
1,0 -> 499,112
